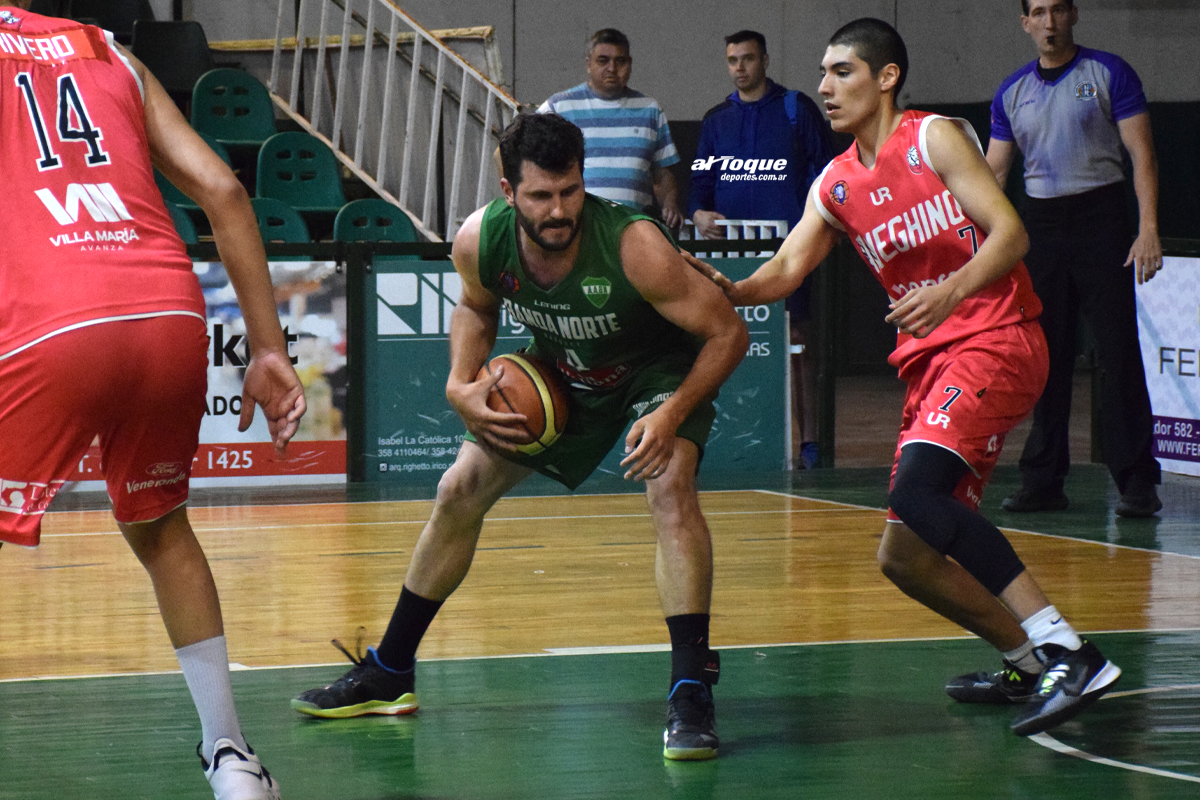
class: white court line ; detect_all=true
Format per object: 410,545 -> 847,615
1105,683 -> 1200,700
38,506 -> 874,539
1031,732 -> 1200,784
752,488 -> 1200,562
11,631 -> 1200,684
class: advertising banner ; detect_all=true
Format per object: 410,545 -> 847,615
67,260 -> 348,490
1136,256 -> 1200,477
364,258 -> 788,486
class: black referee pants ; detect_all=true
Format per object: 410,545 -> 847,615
1016,181 -> 1160,496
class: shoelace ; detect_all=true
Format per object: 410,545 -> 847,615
1038,664 -> 1071,694
330,626 -> 370,667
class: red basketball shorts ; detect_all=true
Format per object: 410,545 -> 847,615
887,320 -> 1049,521
0,314 -> 208,546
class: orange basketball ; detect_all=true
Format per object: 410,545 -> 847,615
477,353 -> 570,455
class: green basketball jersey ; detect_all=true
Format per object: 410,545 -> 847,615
477,193 -> 699,391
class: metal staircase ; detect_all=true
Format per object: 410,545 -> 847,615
265,0 -> 519,241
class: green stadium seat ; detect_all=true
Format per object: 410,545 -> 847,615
191,69 -> 278,149
250,198 -> 311,262
256,132 -> 347,214
334,198 -> 421,260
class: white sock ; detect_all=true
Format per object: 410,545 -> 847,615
1002,640 -> 1042,674
1020,605 -> 1082,653
176,635 -> 247,762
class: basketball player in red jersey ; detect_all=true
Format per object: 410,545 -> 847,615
688,18 -> 1120,736
0,3 -> 303,798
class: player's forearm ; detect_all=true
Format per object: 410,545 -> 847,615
731,253 -> 811,306
446,302 -> 499,387
660,325 -> 749,426
943,219 -> 1028,304
208,184 -> 289,357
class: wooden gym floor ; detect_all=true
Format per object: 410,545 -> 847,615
2,454 -> 1199,799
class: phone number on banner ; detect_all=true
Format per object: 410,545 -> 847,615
1153,416 -> 1200,462
69,441 -> 346,480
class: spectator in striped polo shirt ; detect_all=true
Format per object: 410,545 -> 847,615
537,28 -> 683,228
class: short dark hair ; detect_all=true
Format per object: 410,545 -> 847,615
498,113 -> 586,188
829,17 -> 909,99
724,30 -> 767,55
1022,0 -> 1074,15
589,28 -> 630,54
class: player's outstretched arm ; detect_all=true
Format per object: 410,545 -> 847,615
446,209 -> 528,451
125,45 -> 305,452
885,119 -> 1029,338
619,221 -> 749,481
682,191 -> 838,307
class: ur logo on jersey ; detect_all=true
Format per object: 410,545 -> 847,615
1074,82 -> 1097,101
581,277 -> 612,309
36,183 -> 133,225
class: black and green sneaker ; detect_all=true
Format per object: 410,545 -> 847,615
291,641 -> 417,719
1011,640 -> 1122,736
663,649 -> 720,761
945,659 -> 1041,704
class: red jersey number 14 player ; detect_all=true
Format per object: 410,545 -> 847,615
0,3 -> 304,799
687,18 -> 1120,737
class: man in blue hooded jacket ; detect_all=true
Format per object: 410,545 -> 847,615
689,29 -> 833,468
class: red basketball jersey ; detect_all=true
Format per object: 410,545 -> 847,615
0,8 -> 203,359
813,110 -> 1041,375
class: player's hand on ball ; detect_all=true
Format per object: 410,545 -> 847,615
620,407 -> 679,481
447,366 -> 528,451
885,282 -> 960,339
681,251 -> 735,296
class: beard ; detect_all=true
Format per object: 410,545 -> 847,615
514,202 -> 581,253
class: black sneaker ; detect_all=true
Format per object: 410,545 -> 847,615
1011,640 -> 1121,736
291,640 -> 418,719
945,659 -> 1040,704
663,680 -> 718,761
1116,486 -> 1162,518
1001,489 -> 1069,513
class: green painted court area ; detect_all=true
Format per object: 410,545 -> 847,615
10,464 -> 1199,798
3,633 -> 1199,799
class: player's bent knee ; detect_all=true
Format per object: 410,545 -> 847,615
432,449 -> 515,520
887,484 -> 956,555
433,465 -> 488,515
877,523 -> 937,587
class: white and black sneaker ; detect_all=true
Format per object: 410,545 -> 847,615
1011,640 -> 1121,736
200,738 -> 281,800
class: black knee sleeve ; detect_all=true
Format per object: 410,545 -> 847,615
889,443 -> 1026,596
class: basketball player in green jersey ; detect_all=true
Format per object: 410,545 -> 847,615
293,113 -> 748,760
